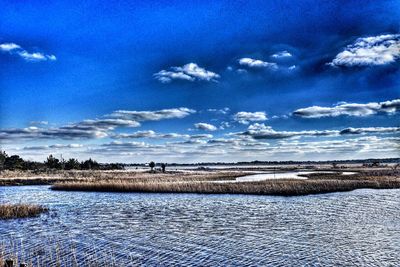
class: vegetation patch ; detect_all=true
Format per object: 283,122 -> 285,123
0,204 -> 48,220
51,175 -> 400,196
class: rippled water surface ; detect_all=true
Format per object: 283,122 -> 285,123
1,186 -> 399,266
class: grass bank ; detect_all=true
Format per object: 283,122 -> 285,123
51,176 -> 400,196
0,204 -> 48,220
0,170 -> 243,186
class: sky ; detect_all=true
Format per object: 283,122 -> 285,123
1,0 -> 399,163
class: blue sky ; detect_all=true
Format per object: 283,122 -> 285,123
1,0 -> 399,163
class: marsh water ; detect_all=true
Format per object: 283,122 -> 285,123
1,186 -> 399,266
233,171 -> 357,182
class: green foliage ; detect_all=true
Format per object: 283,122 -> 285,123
0,151 -> 7,171
4,155 -> 25,170
0,152 -> 124,171
45,154 -> 61,169
65,158 -> 80,170
80,158 -> 100,170
149,161 -> 155,171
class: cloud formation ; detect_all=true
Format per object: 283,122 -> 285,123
112,130 -> 193,139
154,63 -> 219,83
23,144 -> 83,151
207,107 -> 230,114
271,51 -> 292,58
233,111 -> 267,124
0,42 -> 56,62
110,108 -> 195,121
233,123 -> 400,140
329,34 -> 400,66
194,123 -> 217,131
238,58 -> 278,69
0,108 -> 195,141
293,99 -> 400,118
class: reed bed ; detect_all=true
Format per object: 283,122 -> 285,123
0,204 -> 48,220
0,170 -> 244,186
51,176 -> 400,196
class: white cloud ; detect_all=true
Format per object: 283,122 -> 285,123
112,130 -> 193,139
154,63 -> 219,83
0,42 -> 56,62
0,43 -> 21,51
232,123 -> 400,140
219,121 -> 231,130
233,111 -> 267,124
329,34 -> 400,66
194,123 -> 218,131
293,99 -> 400,118
207,107 -> 230,114
235,123 -> 338,139
238,58 -> 278,69
339,127 -> 400,135
110,107 -> 195,121
23,144 -> 83,150
0,108 -> 195,141
271,51 -> 292,58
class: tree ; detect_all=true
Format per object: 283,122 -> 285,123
81,158 -> 100,170
0,151 -> 7,171
4,155 -> 25,170
45,154 -> 61,169
149,161 -> 155,172
65,158 -> 80,170
161,163 -> 166,173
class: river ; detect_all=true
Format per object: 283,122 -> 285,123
1,186 -> 399,266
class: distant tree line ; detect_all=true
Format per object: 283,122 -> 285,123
0,151 -> 124,171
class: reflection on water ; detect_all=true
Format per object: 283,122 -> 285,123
1,186 -> 399,266
234,171 -> 357,182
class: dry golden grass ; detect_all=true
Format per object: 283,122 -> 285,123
3,168 -> 400,196
52,175 -> 400,196
0,170 -> 244,186
0,204 -> 48,220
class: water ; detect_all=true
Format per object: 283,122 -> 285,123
1,186 -> 399,266
225,171 -> 357,182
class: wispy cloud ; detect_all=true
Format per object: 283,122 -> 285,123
233,111 -> 267,124
293,99 -> 400,118
109,108 -> 195,121
0,108 -> 195,141
154,63 -> 219,83
194,123 -> 218,131
328,34 -> 400,66
0,42 -> 56,62
207,107 -> 230,115
238,58 -> 278,69
23,144 -> 83,151
271,51 -> 292,58
112,130 -> 192,139
232,123 -> 400,140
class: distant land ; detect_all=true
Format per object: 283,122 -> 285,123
126,158 -> 400,167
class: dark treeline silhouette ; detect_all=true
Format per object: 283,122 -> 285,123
147,162 -> 167,173
124,158 -> 400,167
0,151 -> 123,171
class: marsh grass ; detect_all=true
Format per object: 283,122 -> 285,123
0,170 -> 243,186
51,176 -> 400,196
0,204 -> 48,220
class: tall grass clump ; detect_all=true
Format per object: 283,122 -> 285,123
0,204 -> 48,219
51,176 -> 400,196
